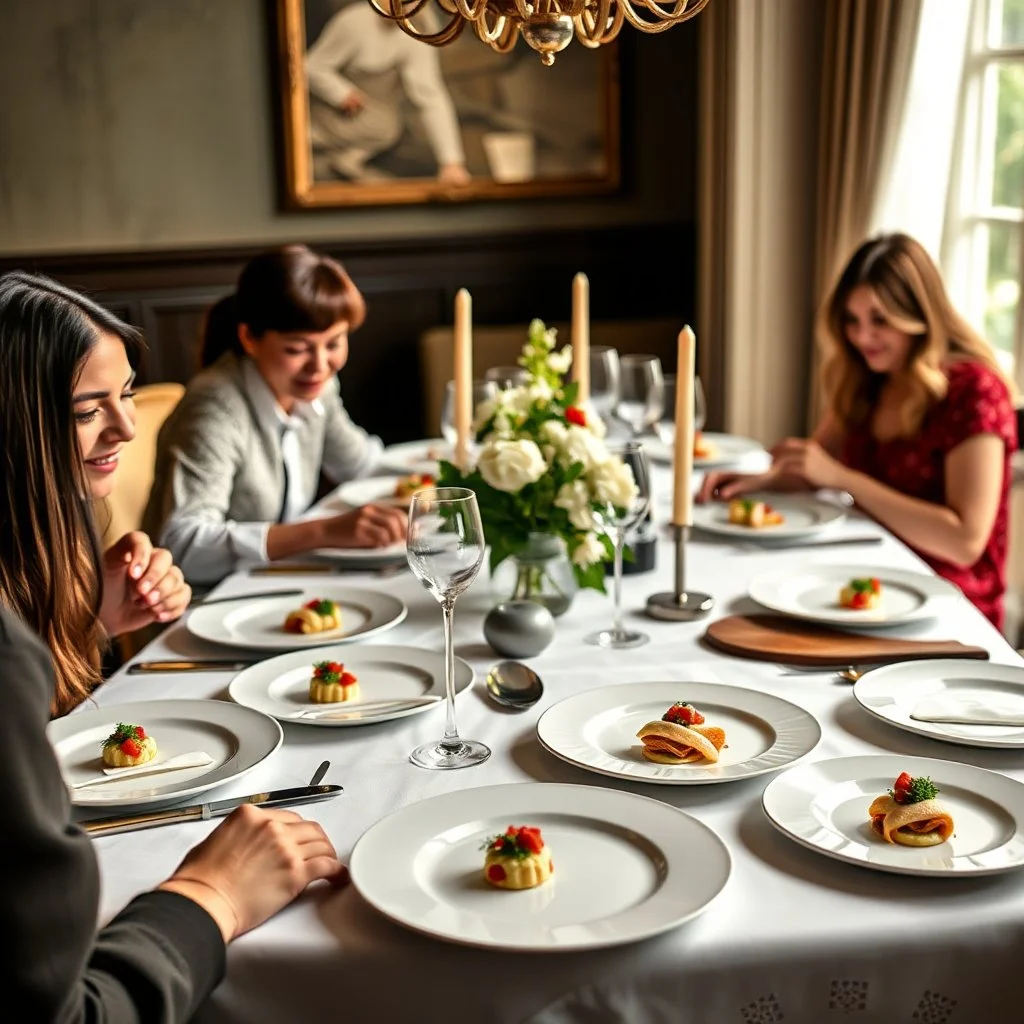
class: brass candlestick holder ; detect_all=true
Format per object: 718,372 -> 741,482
645,524 -> 714,621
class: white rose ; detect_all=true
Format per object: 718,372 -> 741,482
589,457 -> 638,508
540,420 -> 569,447
502,387 -> 535,419
584,406 -> 608,438
477,439 -> 548,493
555,479 -> 597,530
559,424 -> 607,472
528,379 -> 554,405
571,531 -> 606,568
472,397 -> 498,433
547,345 -> 572,374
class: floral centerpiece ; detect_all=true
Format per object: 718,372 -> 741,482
437,319 -> 638,602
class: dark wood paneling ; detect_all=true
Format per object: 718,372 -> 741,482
0,224 -> 695,442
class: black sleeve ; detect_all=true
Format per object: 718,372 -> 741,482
0,610 -> 226,1023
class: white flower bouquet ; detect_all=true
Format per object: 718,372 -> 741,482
437,319 -> 638,593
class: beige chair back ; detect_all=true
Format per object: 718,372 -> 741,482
419,318 -> 685,436
100,382 -> 185,544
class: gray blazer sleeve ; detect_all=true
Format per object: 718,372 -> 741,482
0,610 -> 225,1022
320,376 -> 384,484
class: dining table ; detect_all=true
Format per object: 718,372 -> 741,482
77,451 -> 1024,1024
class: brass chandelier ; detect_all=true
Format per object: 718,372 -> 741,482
367,0 -> 712,65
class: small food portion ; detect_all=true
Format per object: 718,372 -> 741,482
393,472 -> 435,504
102,723 -> 158,769
636,702 -> 727,765
283,598 -> 342,635
482,825 -> 554,890
309,660 -> 360,703
694,432 -> 718,460
869,772 -> 954,847
727,498 -> 784,528
839,577 -> 882,610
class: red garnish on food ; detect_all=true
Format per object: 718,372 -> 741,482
663,702 -> 705,726
135,726 -> 146,740
120,739 -> 141,757
850,591 -> 869,609
313,660 -> 353,685
566,406 -> 587,427
889,772 -> 938,805
870,577 -> 881,593
487,864 -> 507,882
483,825 -> 545,858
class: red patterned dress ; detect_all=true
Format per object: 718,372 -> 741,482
841,360 -> 1017,632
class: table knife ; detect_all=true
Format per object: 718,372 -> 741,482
127,659 -> 259,674
80,783 -> 343,837
190,589 -> 304,607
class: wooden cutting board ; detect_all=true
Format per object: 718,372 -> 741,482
703,614 -> 990,666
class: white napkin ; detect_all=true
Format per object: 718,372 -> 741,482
909,692 -> 1024,727
71,751 -> 215,789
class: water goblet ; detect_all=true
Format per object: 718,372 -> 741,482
484,365 -> 530,390
585,442 -> 652,649
616,355 -> 664,438
406,487 -> 491,769
588,346 -> 621,428
439,379 -> 497,454
656,374 -> 707,446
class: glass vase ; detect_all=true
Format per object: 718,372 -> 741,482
491,532 -> 578,617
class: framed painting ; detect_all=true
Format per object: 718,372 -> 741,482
273,0 -> 621,208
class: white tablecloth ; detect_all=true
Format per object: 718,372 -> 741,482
82,470 -> 1024,1024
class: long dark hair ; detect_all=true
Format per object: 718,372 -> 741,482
200,244 -> 367,367
0,271 -> 144,716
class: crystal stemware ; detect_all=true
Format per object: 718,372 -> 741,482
440,379 -> 497,453
588,346 -> 621,428
484,365 -> 530,390
406,487 -> 491,769
616,355 -> 665,438
585,442 -> 652,649
656,373 -> 707,446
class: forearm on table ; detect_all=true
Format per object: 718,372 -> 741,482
266,519 -> 332,562
840,469 -> 981,566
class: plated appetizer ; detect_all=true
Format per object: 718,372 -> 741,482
393,472 -> 434,504
839,576 -> 882,610
636,702 -> 727,765
868,772 -> 954,847
102,723 -> 157,769
284,598 -> 342,635
694,432 -> 718,460
727,498 -> 784,528
482,825 -> 554,890
309,660 -> 360,703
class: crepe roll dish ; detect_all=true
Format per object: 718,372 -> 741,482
102,723 -> 158,769
727,498 -> 784,528
839,576 -> 882,610
309,660 -> 360,703
393,472 -> 434,505
482,825 -> 554,890
869,772 -> 954,847
636,701 -> 727,765
283,598 -> 342,635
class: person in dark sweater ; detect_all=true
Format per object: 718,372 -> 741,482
0,607 -> 346,1021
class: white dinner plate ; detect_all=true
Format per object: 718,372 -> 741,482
762,754 -> 1024,877
228,643 -> 473,727
536,681 -> 821,785
379,437 -> 451,477
186,587 -> 407,650
691,492 -> 846,541
49,699 -> 283,809
348,781 -> 731,951
332,475 -> 418,509
853,660 -> 1024,749
747,562 -> 960,627
643,431 -> 765,468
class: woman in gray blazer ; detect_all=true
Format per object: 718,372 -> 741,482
144,245 -> 405,585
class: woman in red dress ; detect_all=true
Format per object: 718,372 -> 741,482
699,233 -> 1018,631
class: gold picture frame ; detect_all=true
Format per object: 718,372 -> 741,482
274,0 -> 621,208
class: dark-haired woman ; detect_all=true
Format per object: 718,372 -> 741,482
698,233 -> 1017,630
0,271 -> 192,717
143,243 -> 405,585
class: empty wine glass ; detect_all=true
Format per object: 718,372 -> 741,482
585,442 -> 652,649
588,346 -> 621,427
484,365 -> 530,390
616,355 -> 664,438
406,487 -> 490,769
656,374 -> 707,446
440,379 -> 497,452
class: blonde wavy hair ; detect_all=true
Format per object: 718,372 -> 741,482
818,233 -> 1015,437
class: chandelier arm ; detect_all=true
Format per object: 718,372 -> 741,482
576,0 -> 621,44
367,0 -> 432,18
619,0 -> 711,27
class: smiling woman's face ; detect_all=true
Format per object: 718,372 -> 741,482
842,285 -> 915,376
73,330 -> 136,499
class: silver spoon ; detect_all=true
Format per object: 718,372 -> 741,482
485,660 -> 544,710
308,760 -> 330,786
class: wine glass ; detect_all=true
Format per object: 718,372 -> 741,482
616,355 -> 664,438
439,379 -> 497,453
484,365 -> 530,390
656,374 -> 707,446
588,346 -> 621,428
585,442 -> 652,649
406,487 -> 491,769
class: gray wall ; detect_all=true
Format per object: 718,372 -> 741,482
0,0 -> 699,256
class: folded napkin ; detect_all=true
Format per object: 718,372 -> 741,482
909,692 -> 1024,727
72,751 -> 215,790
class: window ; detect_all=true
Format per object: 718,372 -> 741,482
945,0 -> 1024,380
